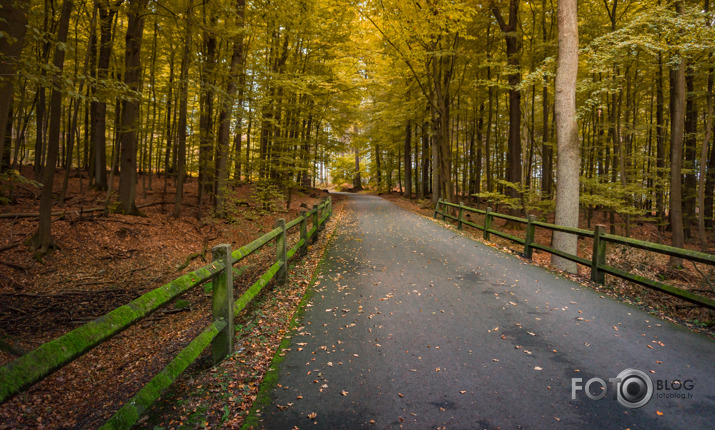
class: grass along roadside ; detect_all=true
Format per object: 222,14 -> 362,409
239,221 -> 340,430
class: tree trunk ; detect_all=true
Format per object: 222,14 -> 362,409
551,0 -> 580,274
215,0 -> 245,216
90,0 -> 118,190
420,121 -> 429,198
117,0 -> 147,215
683,66 -> 698,238
699,62 -> 713,250
404,119 -> 412,198
540,0 -> 553,200
32,0 -> 72,256
0,0 -> 28,172
173,0 -> 193,218
669,3 -> 686,266
492,0 -> 523,213
198,10 -> 217,209
353,146 -> 362,189
655,54 -> 666,227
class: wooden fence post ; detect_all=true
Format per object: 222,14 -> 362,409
276,218 -> 287,285
524,215 -> 536,259
457,201 -> 464,230
319,199 -> 326,231
311,204 -> 319,244
433,198 -> 441,218
484,207 -> 493,240
591,224 -> 606,283
211,244 -> 234,364
300,210 -> 308,256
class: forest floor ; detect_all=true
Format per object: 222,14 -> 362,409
378,192 -> 715,339
0,167 -> 341,429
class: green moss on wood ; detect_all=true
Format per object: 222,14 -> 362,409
0,262 -> 224,403
100,320 -> 225,430
233,262 -> 281,315
231,227 -> 282,265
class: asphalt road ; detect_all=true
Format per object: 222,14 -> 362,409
257,193 -> 715,429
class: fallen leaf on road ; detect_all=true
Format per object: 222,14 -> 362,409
308,412 -> 317,419
534,366 -> 542,371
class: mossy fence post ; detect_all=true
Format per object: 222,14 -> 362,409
433,199 -> 441,218
276,218 -> 287,285
311,204 -> 319,244
484,207 -> 493,240
524,215 -> 536,259
591,224 -> 607,283
457,201 -> 464,230
319,198 -> 327,231
299,210 -> 308,256
211,244 -> 234,364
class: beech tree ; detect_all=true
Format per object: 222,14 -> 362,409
551,0 -> 580,273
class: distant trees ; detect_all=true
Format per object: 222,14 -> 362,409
357,0 -> 715,258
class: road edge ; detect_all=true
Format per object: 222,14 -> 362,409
240,202 -> 343,429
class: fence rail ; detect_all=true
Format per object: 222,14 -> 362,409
433,199 -> 715,310
0,197 -> 333,430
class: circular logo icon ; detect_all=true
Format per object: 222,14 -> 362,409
616,368 -> 654,408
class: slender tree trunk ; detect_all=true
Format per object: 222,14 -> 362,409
492,0 -> 523,214
404,118 -> 412,198
551,0 -> 580,273
683,66 -> 698,238
117,0 -> 147,215
33,0 -> 72,255
699,62 -> 713,250
173,0 -> 193,218
61,7 -> 97,204
0,0 -> 28,172
198,10 -> 217,210
420,121 -> 429,198
656,54 -> 666,228
216,0 -> 246,216
90,0 -> 118,190
669,2 -> 686,265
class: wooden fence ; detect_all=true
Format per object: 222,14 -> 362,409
434,199 -> 715,310
0,197 -> 333,429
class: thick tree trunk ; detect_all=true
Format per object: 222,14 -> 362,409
32,0 -> 72,255
117,0 -> 147,215
0,0 -> 28,172
551,0 -> 580,274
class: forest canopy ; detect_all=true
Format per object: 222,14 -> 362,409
0,0 -> 713,261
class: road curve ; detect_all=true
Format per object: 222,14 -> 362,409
257,193 -> 714,429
